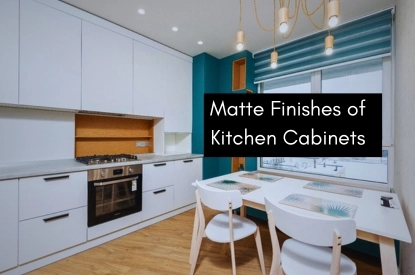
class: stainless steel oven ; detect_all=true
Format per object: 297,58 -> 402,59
87,164 -> 142,227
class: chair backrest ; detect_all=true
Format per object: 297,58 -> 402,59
264,197 -> 356,246
196,181 -> 243,211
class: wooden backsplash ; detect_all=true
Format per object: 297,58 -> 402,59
75,114 -> 154,157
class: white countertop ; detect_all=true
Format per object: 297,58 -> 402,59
0,153 -> 203,181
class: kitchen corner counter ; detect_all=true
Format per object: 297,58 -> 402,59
0,154 -> 203,181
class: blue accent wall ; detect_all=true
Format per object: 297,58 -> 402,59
192,50 -> 258,178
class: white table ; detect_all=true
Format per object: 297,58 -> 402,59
195,171 -> 412,275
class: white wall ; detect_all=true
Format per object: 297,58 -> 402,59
0,107 -> 75,163
394,0 -> 415,274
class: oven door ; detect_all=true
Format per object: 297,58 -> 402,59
88,174 -> 142,227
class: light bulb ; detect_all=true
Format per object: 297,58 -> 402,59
325,47 -> 333,55
279,22 -> 288,33
270,51 -> 278,69
236,42 -> 244,51
270,61 -> 277,69
328,16 -> 338,27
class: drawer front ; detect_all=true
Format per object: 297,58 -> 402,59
142,186 -> 174,221
19,206 -> 87,264
19,171 -> 87,221
143,162 -> 174,192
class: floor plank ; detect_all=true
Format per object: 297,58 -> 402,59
29,208 -> 382,274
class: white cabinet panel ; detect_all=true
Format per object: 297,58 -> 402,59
0,0 -> 18,104
19,172 -> 87,221
82,21 -> 133,114
0,179 -> 18,272
133,41 -> 164,117
174,158 -> 202,209
164,55 -> 192,133
19,206 -> 87,264
142,186 -> 174,221
142,161 -> 174,192
19,0 -> 81,109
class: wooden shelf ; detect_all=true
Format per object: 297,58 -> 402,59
75,114 -> 154,157
75,136 -> 152,139
232,58 -> 246,91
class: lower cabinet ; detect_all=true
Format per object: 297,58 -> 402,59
0,179 -> 18,273
19,207 -> 87,264
142,186 -> 174,221
174,158 -> 203,209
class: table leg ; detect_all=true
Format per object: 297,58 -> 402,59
240,205 -> 246,217
379,236 -> 398,275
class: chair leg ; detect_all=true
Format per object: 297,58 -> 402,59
189,208 -> 200,264
254,227 -> 266,275
189,229 -> 203,275
229,239 -> 236,275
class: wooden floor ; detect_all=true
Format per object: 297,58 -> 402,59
29,208 -> 382,275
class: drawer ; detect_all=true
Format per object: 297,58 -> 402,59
143,161 -> 174,192
142,186 -> 174,221
19,206 -> 87,264
19,171 -> 87,221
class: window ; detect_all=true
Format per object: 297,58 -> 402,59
259,57 -> 393,190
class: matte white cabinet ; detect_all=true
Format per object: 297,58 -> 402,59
143,161 -> 175,192
0,179 -> 18,273
174,158 -> 203,209
0,0 -> 19,104
82,21 -> 133,114
133,41 -> 165,118
142,186 -> 174,221
164,54 -> 192,133
19,0 -> 82,109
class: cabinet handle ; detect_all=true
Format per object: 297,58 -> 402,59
43,213 -> 69,223
183,159 -> 193,163
43,175 -> 70,182
153,189 -> 166,194
153,163 -> 166,167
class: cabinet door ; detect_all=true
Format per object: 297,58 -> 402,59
133,41 -> 164,117
82,21 -> 133,114
164,55 -> 192,133
143,162 -> 174,192
0,0 -> 18,104
19,0 -> 81,109
0,179 -> 18,272
174,158 -> 202,209
142,186 -> 174,221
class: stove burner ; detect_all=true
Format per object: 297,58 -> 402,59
76,154 -> 140,165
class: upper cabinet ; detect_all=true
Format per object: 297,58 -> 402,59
133,41 -> 165,118
19,0 -> 82,110
82,21 -> 133,114
0,0 -> 18,104
164,54 -> 192,133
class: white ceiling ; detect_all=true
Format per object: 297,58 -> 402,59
60,0 -> 395,59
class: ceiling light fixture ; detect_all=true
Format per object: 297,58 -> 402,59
236,0 -> 244,51
198,41 -> 203,45
137,8 -> 145,15
248,0 -> 340,62
172,27 -> 178,32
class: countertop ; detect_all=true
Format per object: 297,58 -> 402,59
0,153 -> 203,181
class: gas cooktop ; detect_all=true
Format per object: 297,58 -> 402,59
76,154 -> 141,165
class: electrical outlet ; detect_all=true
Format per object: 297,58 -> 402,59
136,141 -> 149,147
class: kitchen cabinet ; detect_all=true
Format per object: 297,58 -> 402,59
0,179 -> 18,273
18,171 -> 87,264
82,21 -> 133,114
19,0 -> 82,110
133,41 -> 165,118
163,54 -> 192,133
173,158 -> 203,209
142,161 -> 175,220
0,0 -> 18,104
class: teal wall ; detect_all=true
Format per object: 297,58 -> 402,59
192,50 -> 258,178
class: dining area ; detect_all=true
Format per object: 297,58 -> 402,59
189,171 -> 412,275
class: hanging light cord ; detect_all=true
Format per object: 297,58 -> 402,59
254,0 -> 278,32
239,0 -> 242,31
273,0 -> 277,52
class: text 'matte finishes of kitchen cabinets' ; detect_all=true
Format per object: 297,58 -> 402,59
204,93 -> 382,157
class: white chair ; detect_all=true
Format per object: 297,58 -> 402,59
189,181 -> 266,275
264,197 -> 357,275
